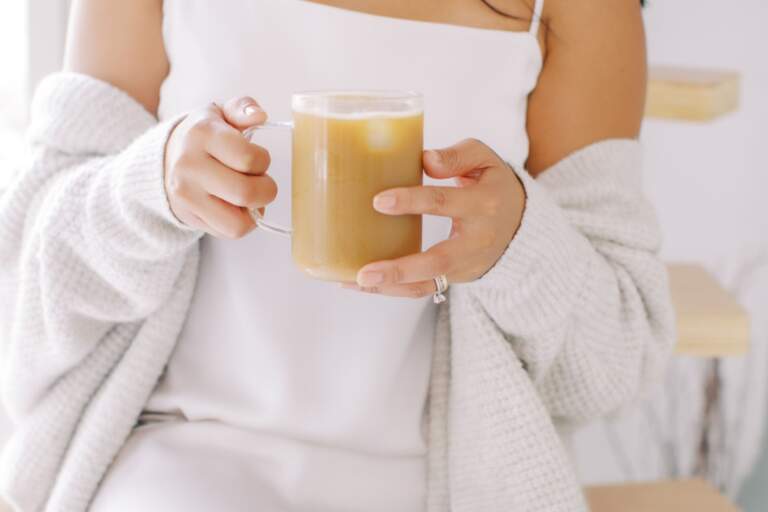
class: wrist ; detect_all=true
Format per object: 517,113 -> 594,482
162,115 -> 191,227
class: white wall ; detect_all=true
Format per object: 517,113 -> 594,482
642,1 -> 768,262
25,0 -> 71,103
645,1 -> 768,507
643,3 -> 768,494
0,2 -> 28,185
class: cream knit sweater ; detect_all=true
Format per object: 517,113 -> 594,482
0,73 -> 675,512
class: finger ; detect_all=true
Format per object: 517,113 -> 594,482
221,96 -> 268,131
179,211 -> 229,239
183,214 -> 206,231
356,237 -> 466,286
196,156 -> 278,208
342,280 -> 437,299
423,138 -> 503,180
172,207 -> 208,232
206,124 -> 272,175
194,194 -> 255,239
373,185 -> 486,218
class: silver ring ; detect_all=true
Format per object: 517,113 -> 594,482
433,274 -> 449,304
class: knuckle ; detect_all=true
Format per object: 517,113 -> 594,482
243,177 -> 278,207
238,146 -> 272,173
389,188 -> 406,208
231,185 -> 251,206
462,137 -> 486,152
400,190 -> 414,211
465,137 -> 483,147
227,216 -> 253,239
173,151 -> 198,172
391,265 -> 404,284
430,249 -> 452,274
261,177 -> 278,203
222,97 -> 239,112
232,96 -> 252,111
259,148 -> 272,171
176,153 -> 209,186
430,188 -> 448,210
246,147 -> 271,173
237,150 -> 259,172
441,147 -> 460,169
239,96 -> 257,109
168,174 -> 192,201
240,183 -> 261,206
221,224 -> 238,240
407,284 -> 428,299
188,117 -> 216,140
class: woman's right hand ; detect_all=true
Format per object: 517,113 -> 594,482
164,96 -> 277,238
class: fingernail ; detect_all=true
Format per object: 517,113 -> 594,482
426,150 -> 442,165
244,104 -> 262,117
373,194 -> 397,212
358,271 -> 384,286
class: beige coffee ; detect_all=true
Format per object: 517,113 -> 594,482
291,109 -> 423,282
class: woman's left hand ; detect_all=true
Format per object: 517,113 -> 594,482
347,138 -> 526,298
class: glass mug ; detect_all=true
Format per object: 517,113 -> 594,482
245,91 -> 424,283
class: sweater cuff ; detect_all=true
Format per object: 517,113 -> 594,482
110,115 -> 197,235
464,167 -> 593,329
29,72 -> 197,236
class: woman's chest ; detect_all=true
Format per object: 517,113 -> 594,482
159,0 -> 540,166
303,0 -> 534,32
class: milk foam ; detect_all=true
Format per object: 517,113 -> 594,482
292,107 -> 423,120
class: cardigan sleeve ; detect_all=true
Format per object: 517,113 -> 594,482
0,73 -> 201,420
463,139 -> 676,423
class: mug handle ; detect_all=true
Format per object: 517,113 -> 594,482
243,121 -> 294,237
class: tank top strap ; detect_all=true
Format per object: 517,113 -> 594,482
529,0 -> 544,36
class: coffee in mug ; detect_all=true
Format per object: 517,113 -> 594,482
250,91 -> 424,283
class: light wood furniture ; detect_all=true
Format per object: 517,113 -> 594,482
586,479 -> 740,512
646,66 -> 740,122
668,263 -> 750,357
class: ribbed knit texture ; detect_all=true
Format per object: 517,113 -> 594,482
0,73 -> 675,511
0,74 -> 201,512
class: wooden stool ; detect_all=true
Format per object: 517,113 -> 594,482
586,479 -> 740,512
668,263 -> 749,356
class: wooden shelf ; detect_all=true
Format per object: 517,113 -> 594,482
669,263 -> 750,357
586,479 -> 740,512
646,66 -> 740,122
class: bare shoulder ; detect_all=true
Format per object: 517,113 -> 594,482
64,0 -> 168,115
525,0 -> 647,174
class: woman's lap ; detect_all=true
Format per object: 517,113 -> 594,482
90,420 -> 424,512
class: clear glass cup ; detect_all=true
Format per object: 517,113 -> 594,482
247,91 -> 424,283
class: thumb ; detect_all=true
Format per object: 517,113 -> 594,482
221,96 -> 268,131
423,138 -> 499,180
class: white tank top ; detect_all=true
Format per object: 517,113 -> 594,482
91,1 -> 543,511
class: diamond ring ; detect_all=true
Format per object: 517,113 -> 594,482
433,274 -> 449,304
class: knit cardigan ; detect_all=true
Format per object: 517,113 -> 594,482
0,73 -> 675,512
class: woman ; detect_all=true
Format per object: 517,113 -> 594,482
0,0 -> 673,510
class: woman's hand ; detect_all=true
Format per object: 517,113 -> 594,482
349,138 -> 526,298
164,96 -> 277,238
